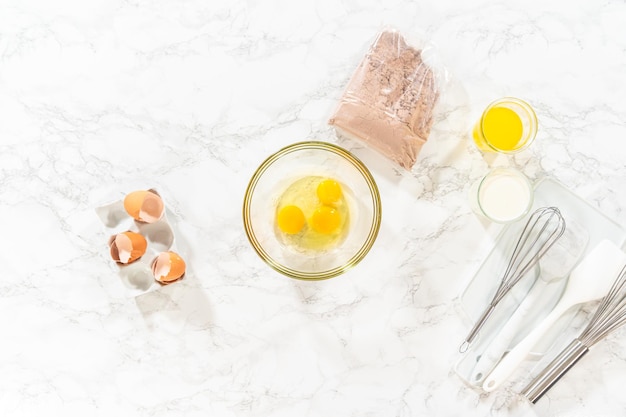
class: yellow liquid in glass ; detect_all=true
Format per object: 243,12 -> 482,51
481,106 -> 524,151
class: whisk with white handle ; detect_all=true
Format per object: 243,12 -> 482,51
521,258 -> 626,403
469,219 -> 588,384
460,207 -> 566,353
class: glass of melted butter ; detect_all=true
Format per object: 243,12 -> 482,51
472,97 -> 538,154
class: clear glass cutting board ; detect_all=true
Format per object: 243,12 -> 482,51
455,177 -> 626,390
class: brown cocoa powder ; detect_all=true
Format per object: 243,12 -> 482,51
329,30 -> 439,169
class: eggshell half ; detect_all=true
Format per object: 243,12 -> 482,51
123,190 -> 164,223
109,231 -> 148,264
151,251 -> 186,283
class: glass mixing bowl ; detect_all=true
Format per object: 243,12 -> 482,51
243,141 -> 382,280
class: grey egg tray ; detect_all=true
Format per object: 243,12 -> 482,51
95,189 -> 188,297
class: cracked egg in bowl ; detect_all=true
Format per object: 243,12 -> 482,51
243,141 -> 382,280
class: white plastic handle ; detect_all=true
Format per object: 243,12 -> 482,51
470,280 -> 547,383
482,301 -> 568,392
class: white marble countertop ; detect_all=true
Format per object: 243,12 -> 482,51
2,0 -> 626,416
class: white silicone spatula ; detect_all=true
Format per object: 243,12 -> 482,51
482,239 -> 626,392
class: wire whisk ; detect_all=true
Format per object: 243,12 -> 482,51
460,207 -> 566,353
522,261 -> 626,403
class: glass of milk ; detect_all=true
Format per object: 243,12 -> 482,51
469,168 -> 533,223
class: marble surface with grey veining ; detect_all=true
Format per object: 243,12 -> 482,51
2,0 -> 626,416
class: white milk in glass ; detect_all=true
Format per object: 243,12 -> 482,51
471,168 -> 533,223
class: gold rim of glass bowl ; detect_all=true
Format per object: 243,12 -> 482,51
242,141 -> 382,280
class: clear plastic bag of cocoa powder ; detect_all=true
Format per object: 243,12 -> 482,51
329,29 -> 444,170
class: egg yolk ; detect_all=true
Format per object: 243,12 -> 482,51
277,205 -> 306,234
311,206 -> 341,234
317,179 -> 342,205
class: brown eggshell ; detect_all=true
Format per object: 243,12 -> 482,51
123,190 -> 164,223
109,231 -> 148,264
151,251 -> 186,284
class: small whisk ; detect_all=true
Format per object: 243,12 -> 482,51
459,207 -> 566,353
522,261 -> 626,403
